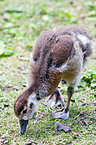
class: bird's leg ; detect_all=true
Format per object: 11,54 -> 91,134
65,86 -> 74,113
52,86 -> 74,120
45,88 -> 64,108
55,89 -> 65,108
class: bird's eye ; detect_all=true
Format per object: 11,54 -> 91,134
22,109 -> 27,114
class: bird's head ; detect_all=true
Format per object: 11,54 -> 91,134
14,88 -> 37,134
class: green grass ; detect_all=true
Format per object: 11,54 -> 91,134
0,0 -> 96,144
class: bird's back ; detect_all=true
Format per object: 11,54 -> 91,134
33,25 -> 92,64
29,25 -> 93,92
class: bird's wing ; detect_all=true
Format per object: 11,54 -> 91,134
52,34 -> 74,67
33,30 -> 53,61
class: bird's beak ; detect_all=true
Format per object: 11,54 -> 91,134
19,119 -> 28,134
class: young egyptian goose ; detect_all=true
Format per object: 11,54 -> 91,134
14,25 -> 93,134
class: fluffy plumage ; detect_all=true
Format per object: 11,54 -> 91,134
14,25 -> 93,134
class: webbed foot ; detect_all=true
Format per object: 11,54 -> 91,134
52,108 -> 69,120
45,89 -> 64,108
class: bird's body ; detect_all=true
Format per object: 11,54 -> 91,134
14,25 -> 93,134
29,26 -> 92,96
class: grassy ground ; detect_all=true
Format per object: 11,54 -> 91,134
0,0 -> 96,144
